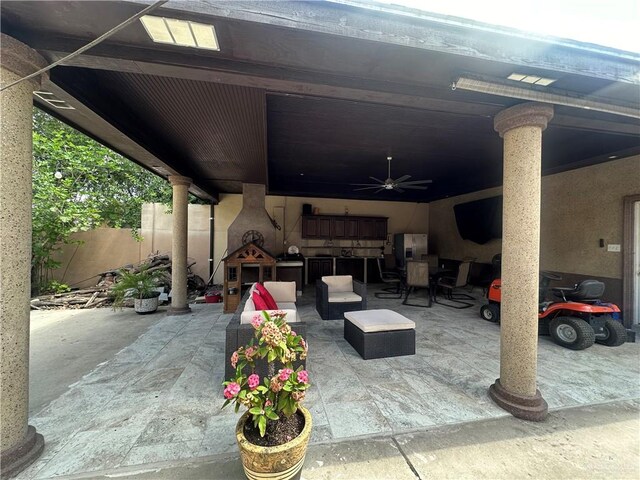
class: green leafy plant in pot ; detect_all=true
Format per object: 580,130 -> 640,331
223,310 -> 311,480
110,265 -> 162,314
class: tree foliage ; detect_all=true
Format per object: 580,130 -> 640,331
32,108 -> 174,293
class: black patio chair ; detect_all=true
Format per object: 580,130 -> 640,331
375,256 -> 404,298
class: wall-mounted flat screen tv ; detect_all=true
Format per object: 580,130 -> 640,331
453,195 -> 502,244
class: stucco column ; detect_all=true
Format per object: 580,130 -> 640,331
489,102 -> 554,421
167,175 -> 192,315
0,34 -> 47,476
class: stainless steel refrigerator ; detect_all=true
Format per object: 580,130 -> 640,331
394,234 -> 428,269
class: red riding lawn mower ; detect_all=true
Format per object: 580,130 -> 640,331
480,272 -> 626,350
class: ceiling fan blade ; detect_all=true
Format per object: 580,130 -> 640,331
393,186 -> 405,193
351,183 -> 383,186
398,179 -> 433,185
398,185 -> 429,190
369,176 -> 385,184
375,187 -> 386,194
394,174 -> 411,183
353,186 -> 385,191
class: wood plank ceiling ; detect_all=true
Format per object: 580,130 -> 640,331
2,0 -> 639,202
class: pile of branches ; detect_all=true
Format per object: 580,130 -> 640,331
30,286 -> 112,310
31,253 -> 176,310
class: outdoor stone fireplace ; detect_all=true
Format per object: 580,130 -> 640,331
227,183 -> 276,254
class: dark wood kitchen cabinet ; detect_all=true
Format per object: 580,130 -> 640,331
302,215 -> 386,240
307,258 -> 333,284
335,258 -> 365,282
332,217 -> 359,239
374,218 -> 387,240
302,216 -> 332,239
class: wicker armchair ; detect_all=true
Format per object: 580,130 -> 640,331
316,275 -> 367,320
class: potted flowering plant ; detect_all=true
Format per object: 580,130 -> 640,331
223,310 -> 311,480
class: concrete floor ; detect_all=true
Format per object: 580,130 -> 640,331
51,400 -> 640,480
18,288 -> 640,479
29,307 -> 165,414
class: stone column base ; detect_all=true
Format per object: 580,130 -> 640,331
167,305 -> 192,316
0,425 -> 44,478
489,378 -> 548,421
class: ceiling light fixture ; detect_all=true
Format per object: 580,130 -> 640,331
452,76 -> 640,119
140,15 -> 219,50
507,73 -> 557,86
34,91 -> 75,110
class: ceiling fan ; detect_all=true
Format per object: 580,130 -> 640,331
351,156 -> 433,193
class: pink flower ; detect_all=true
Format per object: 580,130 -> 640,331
292,391 -> 306,402
223,382 -> 240,399
290,330 -> 297,336
278,368 -> 293,381
244,346 -> 255,358
297,370 -> 309,384
270,377 -> 283,392
248,374 -> 260,390
251,314 -> 264,329
265,399 -> 272,407
230,351 -> 239,369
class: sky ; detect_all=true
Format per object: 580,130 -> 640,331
376,0 -> 640,53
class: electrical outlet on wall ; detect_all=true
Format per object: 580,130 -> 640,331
607,244 -> 621,252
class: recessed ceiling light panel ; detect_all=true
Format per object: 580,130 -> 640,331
140,15 -> 219,51
507,72 -> 557,86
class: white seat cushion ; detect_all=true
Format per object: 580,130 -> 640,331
240,309 -> 299,325
328,292 -> 362,303
277,302 -> 297,310
264,281 -> 296,303
344,309 -> 415,333
322,275 -> 353,293
244,296 -> 256,311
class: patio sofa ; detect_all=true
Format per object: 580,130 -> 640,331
224,281 -> 306,379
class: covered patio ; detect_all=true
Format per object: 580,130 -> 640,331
1,1 -> 639,476
17,289 -> 640,478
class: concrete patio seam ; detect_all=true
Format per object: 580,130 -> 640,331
392,436 -> 422,480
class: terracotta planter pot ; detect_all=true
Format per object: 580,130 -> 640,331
235,406 -> 312,480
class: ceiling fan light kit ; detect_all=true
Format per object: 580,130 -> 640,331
351,156 -> 432,193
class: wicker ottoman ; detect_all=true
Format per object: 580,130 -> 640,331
344,309 -> 416,360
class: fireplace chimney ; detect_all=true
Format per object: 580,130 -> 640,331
227,184 -> 276,253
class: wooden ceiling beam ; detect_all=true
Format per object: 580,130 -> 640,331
39,48 -> 638,137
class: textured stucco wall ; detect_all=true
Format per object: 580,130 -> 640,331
540,156 -> 640,278
52,203 -> 211,288
53,229 -> 143,288
213,195 -> 429,284
139,203 -> 210,282
428,155 -> 640,279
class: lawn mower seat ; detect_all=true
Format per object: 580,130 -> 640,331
552,280 -> 604,303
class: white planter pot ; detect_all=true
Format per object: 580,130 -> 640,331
134,296 -> 159,314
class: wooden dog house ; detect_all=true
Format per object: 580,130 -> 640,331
223,242 -> 276,313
